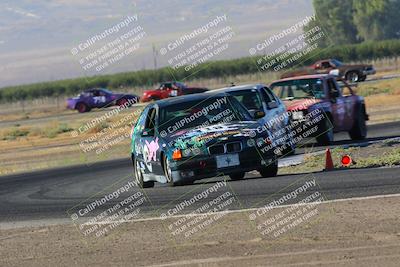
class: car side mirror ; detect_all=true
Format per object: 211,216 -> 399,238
253,110 -> 265,119
142,128 -> 154,137
267,102 -> 278,109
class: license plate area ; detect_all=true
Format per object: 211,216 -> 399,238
216,153 -> 240,169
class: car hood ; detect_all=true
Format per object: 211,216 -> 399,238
283,98 -> 322,111
165,121 -> 261,149
143,89 -> 159,95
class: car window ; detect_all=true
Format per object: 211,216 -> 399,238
229,90 -> 263,111
271,79 -> 326,99
321,61 -> 331,69
92,90 -> 101,97
145,108 -> 157,134
135,107 -> 149,134
261,87 -> 277,103
83,91 -> 93,97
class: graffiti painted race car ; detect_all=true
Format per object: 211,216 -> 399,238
131,93 -> 278,188
66,88 -> 140,113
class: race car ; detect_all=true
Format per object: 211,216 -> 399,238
130,93 -> 278,188
66,88 -> 140,113
270,74 -> 368,145
281,59 -> 376,83
141,81 -> 208,102
210,84 -> 296,155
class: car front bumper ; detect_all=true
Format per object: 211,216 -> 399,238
362,68 -> 376,76
170,148 -> 276,183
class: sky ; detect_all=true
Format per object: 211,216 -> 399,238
0,0 -> 313,87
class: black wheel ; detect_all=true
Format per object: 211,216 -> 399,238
349,107 -> 367,140
76,102 -> 89,113
316,117 -> 334,145
117,98 -> 128,107
163,155 -> 175,187
258,161 -> 278,178
150,96 -> 161,101
229,172 -> 245,180
134,158 -> 154,188
346,71 -> 360,83
359,75 -> 367,82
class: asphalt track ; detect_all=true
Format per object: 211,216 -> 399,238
0,121 -> 399,225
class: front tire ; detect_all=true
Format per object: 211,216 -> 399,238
134,158 -> 154,188
163,155 -> 175,187
259,161 -> 278,178
76,102 -> 89,113
229,172 -> 245,180
349,107 -> 367,140
316,118 -> 334,145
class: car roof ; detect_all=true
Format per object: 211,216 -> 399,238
155,92 -> 230,108
209,84 -> 266,94
271,74 -> 333,84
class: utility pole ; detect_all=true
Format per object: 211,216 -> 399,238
152,43 -> 158,70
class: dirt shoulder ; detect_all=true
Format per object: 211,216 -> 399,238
1,195 -> 399,267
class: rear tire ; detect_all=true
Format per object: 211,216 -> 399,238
117,98 -> 128,107
346,71 -> 360,83
229,172 -> 245,180
134,158 -> 154,188
349,107 -> 367,140
316,117 -> 334,145
258,161 -> 278,178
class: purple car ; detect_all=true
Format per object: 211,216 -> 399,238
66,88 -> 140,113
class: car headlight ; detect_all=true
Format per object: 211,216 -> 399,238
292,111 -> 304,120
182,147 -> 205,157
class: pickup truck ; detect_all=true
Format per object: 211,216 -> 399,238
281,59 -> 376,83
141,81 -> 208,102
270,74 -> 368,145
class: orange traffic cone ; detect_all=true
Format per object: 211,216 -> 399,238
324,148 -> 334,171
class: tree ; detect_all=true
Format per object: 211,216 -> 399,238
353,0 -> 400,41
305,0 -> 359,47
305,0 -> 400,47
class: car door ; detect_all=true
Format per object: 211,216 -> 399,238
92,89 -> 107,108
259,87 -> 285,129
82,90 -> 96,108
334,80 -> 356,131
136,106 -> 163,175
326,78 -> 350,131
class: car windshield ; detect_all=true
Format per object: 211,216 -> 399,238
99,88 -> 112,94
271,78 -> 326,99
159,96 -> 250,132
228,90 -> 263,111
331,59 -> 343,66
